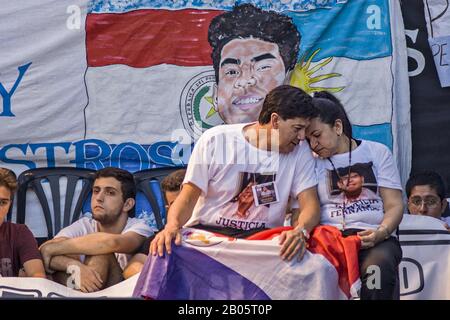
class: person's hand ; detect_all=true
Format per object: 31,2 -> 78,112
68,263 -> 103,293
150,224 -> 182,257
39,243 -> 55,273
278,228 -> 308,261
357,229 -> 384,249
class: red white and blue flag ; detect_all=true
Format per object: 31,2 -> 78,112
133,225 -> 361,300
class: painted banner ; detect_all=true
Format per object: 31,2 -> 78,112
422,0 -> 450,87
0,0 -> 411,185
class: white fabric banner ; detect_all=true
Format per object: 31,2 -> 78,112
0,274 -> 138,298
1,0 -> 411,184
398,214 -> 450,299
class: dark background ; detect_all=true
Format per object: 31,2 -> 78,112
400,0 -> 450,197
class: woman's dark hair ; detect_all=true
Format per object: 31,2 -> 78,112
312,91 -> 353,141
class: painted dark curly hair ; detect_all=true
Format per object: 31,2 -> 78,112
208,3 -> 301,83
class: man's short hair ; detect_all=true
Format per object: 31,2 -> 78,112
0,168 -> 17,198
406,171 -> 446,200
208,3 -> 301,83
258,85 -> 317,124
161,169 -> 186,194
95,167 -> 136,202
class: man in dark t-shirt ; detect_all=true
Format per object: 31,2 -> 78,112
0,168 -> 45,278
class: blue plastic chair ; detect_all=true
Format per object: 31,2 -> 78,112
16,167 -> 96,244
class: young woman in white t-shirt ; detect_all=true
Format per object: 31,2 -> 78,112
306,91 -> 404,300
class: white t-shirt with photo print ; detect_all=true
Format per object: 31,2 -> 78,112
183,123 -> 318,231
316,139 -> 402,231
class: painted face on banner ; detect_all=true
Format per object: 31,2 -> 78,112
215,38 -> 286,124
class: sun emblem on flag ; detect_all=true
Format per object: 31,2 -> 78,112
290,49 -> 345,93
183,230 -> 224,247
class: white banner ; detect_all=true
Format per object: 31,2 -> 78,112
0,274 -> 138,298
0,0 -> 411,185
398,214 -> 450,299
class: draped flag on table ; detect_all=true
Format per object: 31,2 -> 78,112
133,225 -> 361,300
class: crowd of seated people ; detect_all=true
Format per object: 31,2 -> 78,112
1,86 -> 449,300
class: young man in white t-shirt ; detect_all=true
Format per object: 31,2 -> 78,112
151,85 -> 320,262
40,167 -> 153,292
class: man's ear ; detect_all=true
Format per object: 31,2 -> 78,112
212,83 -> 218,110
271,113 -> 280,129
123,198 -> 135,213
441,198 -> 448,215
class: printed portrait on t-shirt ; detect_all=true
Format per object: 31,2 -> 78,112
219,172 -> 277,227
327,162 -> 378,202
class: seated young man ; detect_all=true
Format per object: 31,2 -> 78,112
123,169 -> 186,279
406,171 -> 450,231
0,168 -> 46,278
40,167 -> 153,292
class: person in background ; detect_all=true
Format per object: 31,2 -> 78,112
123,169 -> 186,279
406,171 -> 450,231
40,167 -> 153,292
0,168 -> 46,278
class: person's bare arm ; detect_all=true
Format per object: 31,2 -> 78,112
22,259 -> 46,278
48,255 -> 82,273
358,187 -> 403,249
151,182 -> 202,256
39,236 -> 69,248
40,232 -> 145,270
279,186 -> 320,261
